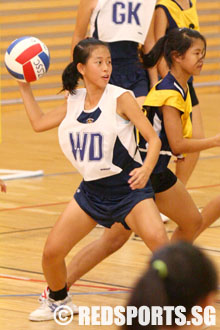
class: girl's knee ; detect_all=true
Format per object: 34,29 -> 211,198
42,243 -> 63,264
154,228 -> 169,247
101,230 -> 130,254
180,213 -> 203,236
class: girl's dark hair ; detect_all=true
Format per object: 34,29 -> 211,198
61,38 -> 110,94
143,28 -> 206,69
124,241 -> 217,330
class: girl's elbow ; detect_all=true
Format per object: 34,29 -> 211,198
150,135 -> 161,150
153,135 -> 161,149
32,122 -> 43,132
170,143 -> 184,156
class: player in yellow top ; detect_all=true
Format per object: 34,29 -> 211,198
140,27 -> 220,241
154,0 -> 203,185
156,0 -> 199,33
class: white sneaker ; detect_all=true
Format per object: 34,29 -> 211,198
38,286 -> 73,304
29,295 -> 79,321
38,286 -> 49,303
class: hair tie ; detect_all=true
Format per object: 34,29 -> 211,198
152,260 -> 168,279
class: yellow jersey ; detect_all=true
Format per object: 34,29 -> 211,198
139,72 -> 192,173
156,0 -> 199,31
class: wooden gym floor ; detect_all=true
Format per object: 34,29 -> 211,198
0,90 -> 220,330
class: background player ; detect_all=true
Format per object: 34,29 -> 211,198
152,0 -> 204,185
71,0 -> 157,108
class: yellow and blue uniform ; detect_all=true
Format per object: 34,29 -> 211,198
155,0 -> 199,106
156,0 -> 199,32
139,72 -> 192,192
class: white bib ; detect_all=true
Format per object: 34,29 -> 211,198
58,85 -> 142,181
90,0 -> 156,44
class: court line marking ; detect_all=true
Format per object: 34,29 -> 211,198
187,183 -> 220,190
0,266 -> 132,290
0,274 -> 219,301
132,235 -> 220,254
0,181 -> 220,214
1,222 -> 220,236
200,246 -> 220,254
0,273 -> 130,292
0,291 -> 130,298
0,226 -> 52,235
0,200 -> 69,212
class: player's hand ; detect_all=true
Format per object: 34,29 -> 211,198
128,166 -> 150,190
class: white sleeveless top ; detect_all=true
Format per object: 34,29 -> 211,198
58,84 -> 142,181
90,0 -> 156,44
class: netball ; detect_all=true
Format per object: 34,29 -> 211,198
4,36 -> 50,82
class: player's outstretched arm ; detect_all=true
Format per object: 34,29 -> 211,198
163,105 -> 220,154
17,82 -> 67,132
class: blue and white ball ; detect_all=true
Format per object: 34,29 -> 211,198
4,36 -> 50,82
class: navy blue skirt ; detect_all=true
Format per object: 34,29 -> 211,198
74,169 -> 154,229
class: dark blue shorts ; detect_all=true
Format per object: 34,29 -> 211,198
150,168 -> 177,193
74,178 -> 154,230
110,62 -> 149,98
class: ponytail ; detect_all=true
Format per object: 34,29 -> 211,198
61,61 -> 81,95
142,35 -> 168,69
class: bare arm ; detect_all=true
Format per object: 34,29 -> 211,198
117,92 -> 161,189
143,13 -> 158,88
163,105 -> 220,154
154,7 -> 169,78
71,0 -> 97,59
18,82 -> 67,132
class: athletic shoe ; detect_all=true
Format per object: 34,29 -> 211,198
38,286 -> 49,303
29,295 -> 79,321
38,286 -> 71,303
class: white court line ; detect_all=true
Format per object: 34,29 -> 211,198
0,169 -> 44,180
